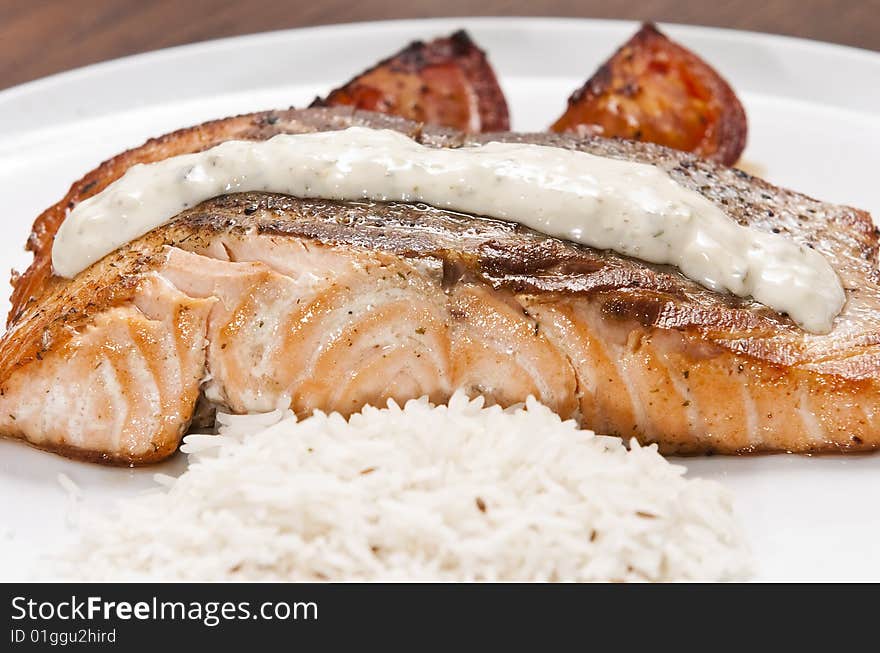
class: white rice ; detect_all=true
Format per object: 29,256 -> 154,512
56,472 -> 82,500
55,391 -> 751,581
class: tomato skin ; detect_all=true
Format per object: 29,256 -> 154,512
313,30 -> 509,134
551,24 -> 747,165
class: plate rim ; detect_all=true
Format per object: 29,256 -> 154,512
1,16 -> 877,129
4,17 -> 878,98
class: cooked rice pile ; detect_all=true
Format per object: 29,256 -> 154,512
56,392 -> 751,581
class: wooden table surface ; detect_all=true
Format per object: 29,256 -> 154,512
1,0 -> 878,90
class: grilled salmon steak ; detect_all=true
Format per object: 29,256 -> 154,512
2,107 -> 878,464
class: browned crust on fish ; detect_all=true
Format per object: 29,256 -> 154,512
3,108 -> 880,462
10,108 -> 424,327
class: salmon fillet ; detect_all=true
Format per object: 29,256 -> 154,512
3,107 -> 879,463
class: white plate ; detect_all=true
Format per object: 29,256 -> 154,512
0,17 -> 878,582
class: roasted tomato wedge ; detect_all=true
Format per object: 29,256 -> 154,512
551,23 -> 747,165
311,30 -> 509,133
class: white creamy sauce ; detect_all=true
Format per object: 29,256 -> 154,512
52,126 -> 845,333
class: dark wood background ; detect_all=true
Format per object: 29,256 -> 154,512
1,0 -> 878,90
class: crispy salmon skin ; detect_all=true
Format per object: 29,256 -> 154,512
2,107 -> 879,464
